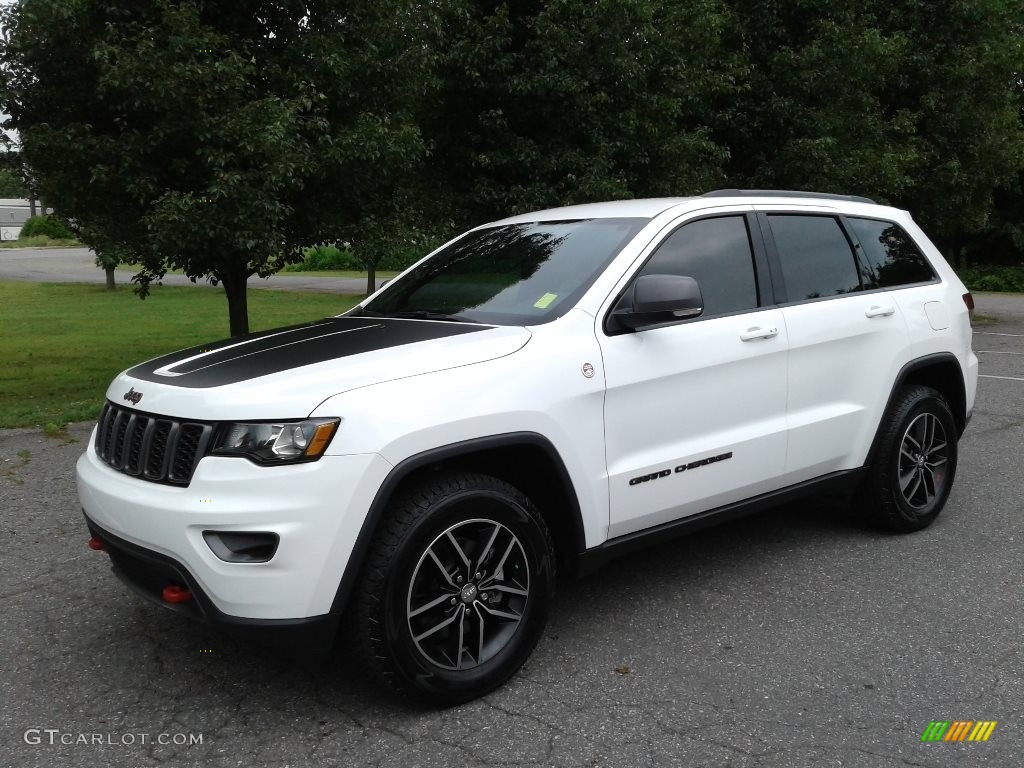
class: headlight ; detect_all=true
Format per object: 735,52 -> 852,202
211,418 -> 340,464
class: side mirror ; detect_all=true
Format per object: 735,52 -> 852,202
614,274 -> 703,331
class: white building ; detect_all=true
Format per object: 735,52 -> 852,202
0,199 -> 49,240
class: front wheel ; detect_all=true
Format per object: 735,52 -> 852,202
349,471 -> 555,704
859,385 -> 958,532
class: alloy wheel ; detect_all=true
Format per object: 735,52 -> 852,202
898,412 -> 948,510
406,518 -> 530,671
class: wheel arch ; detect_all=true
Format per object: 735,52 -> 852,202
865,352 -> 967,467
326,432 -> 586,624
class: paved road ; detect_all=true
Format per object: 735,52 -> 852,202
0,246 -> 381,293
1,300 -> 1022,768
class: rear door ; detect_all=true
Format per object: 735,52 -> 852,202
600,209 -> 790,538
757,209 -> 911,482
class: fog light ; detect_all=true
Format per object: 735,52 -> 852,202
203,531 -> 279,563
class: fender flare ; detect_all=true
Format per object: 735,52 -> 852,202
323,432 -> 586,625
864,352 -> 967,468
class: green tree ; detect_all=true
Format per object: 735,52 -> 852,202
0,167 -> 26,197
419,0 -> 739,224
716,0 -> 1024,262
0,0 -> 431,335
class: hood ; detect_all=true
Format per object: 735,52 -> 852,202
106,317 -> 531,421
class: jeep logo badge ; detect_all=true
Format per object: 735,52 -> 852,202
123,387 -> 143,405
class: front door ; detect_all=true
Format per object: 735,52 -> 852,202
600,212 -> 789,538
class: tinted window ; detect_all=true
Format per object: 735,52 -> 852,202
768,215 -> 861,300
848,217 -> 935,288
637,216 -> 758,316
362,218 -> 647,325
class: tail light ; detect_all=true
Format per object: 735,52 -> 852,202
962,292 -> 975,322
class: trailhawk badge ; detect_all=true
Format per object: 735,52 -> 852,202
123,387 -> 143,405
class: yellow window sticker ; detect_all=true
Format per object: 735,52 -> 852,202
533,292 -> 558,309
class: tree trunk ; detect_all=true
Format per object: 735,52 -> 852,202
28,198 -> 36,217
221,271 -> 250,337
366,261 -> 377,297
105,266 -> 115,290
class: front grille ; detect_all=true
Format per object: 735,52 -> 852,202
95,402 -> 214,486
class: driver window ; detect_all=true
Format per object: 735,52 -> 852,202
638,216 -> 759,317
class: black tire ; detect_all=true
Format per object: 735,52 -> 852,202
859,385 -> 958,533
349,470 -> 556,704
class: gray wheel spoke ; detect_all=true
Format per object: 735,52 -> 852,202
488,583 -> 528,597
475,523 -> 501,575
414,607 -> 460,643
921,466 -> 937,501
900,446 -> 916,463
922,415 -> 935,452
455,605 -> 466,669
482,538 -> 517,585
446,531 -> 472,571
925,456 -> 947,468
914,417 -> 929,451
477,602 -> 522,622
905,470 -> 923,502
903,431 -> 922,451
409,591 -> 454,619
428,549 -> 456,588
899,468 -> 918,492
473,603 -> 485,664
927,441 -> 947,456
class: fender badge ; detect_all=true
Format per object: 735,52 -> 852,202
123,387 -> 143,405
582,362 -> 595,379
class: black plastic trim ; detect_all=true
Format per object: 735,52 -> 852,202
864,353 -> 969,467
576,468 -> 866,577
203,530 -> 280,563
324,432 -> 587,621
703,189 -> 877,205
84,514 -> 335,652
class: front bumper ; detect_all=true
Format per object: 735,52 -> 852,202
76,428 -> 393,622
84,514 -> 338,650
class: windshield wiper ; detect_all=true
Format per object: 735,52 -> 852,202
359,309 -> 480,324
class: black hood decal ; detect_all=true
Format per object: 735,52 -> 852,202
126,317 -> 489,388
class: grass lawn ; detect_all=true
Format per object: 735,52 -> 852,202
0,281 -> 361,429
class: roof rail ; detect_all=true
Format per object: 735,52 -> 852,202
702,189 -> 877,205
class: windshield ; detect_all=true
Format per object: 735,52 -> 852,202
358,218 -> 648,325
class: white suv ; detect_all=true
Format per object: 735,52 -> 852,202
76,190 -> 978,702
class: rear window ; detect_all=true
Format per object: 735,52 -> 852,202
767,215 -> 862,301
847,217 -> 936,288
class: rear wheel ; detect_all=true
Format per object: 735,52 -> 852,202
350,471 -> 555,704
859,385 -> 958,532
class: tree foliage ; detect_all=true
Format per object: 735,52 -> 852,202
1,0 -> 1022,336
419,0 -> 740,223
0,0 -> 431,334
0,167 -> 26,197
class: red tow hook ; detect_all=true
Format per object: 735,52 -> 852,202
162,585 -> 193,604
87,537 -> 105,551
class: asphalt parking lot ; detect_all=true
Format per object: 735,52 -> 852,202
1,294 -> 1022,768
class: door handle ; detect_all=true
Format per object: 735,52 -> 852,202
865,304 -> 895,318
740,326 -> 778,342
